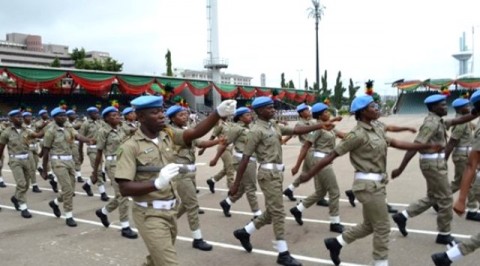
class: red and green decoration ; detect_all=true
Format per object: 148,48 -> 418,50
96,101 -> 102,110
440,85 -> 450,96
172,95 -> 189,108
111,99 -> 120,109
59,100 -> 67,110
365,80 -> 374,96
461,91 -> 470,99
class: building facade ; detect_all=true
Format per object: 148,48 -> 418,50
173,68 -> 252,86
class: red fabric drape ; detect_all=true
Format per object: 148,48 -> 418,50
238,87 -> 256,98
256,88 -> 271,96
294,93 -> 307,103
188,82 -> 213,96
305,93 -> 315,103
284,90 -> 296,101
213,84 -> 237,98
70,73 -> 115,96
117,78 -> 154,95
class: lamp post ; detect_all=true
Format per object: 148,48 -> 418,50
308,0 -> 325,91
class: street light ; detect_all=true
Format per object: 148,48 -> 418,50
308,0 -> 325,91
297,69 -> 303,89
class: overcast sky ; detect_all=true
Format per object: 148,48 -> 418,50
1,0 -> 480,95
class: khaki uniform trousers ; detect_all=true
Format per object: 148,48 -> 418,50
9,155 -> 34,204
253,168 -> 286,240
72,142 -> 82,172
292,149 -> 313,188
343,179 -> 390,260
212,147 -> 235,189
175,172 -> 200,231
87,147 -> 104,185
104,164 -> 129,222
133,204 -> 179,266
230,159 -> 259,212
406,158 -> 452,233
52,158 -> 76,212
459,176 -> 480,255
39,140 -> 52,173
30,152 -> 38,184
451,153 -> 478,210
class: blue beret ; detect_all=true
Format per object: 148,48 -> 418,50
252,96 -> 273,109
131,95 -> 164,110
424,94 -> 446,105
101,106 -> 118,118
8,109 -> 21,116
22,112 -> 32,117
470,90 -> 480,104
296,103 -> 309,112
51,107 -> 66,117
350,95 -> 374,113
122,107 -> 134,116
452,98 -> 470,108
234,107 -> 251,117
38,110 -> 48,116
87,107 -> 99,113
166,105 -> 185,118
66,110 -> 76,116
311,103 -> 328,113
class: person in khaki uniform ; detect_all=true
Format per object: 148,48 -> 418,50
66,110 -> 85,183
203,118 -> 235,193
298,95 -> 440,266
0,110 -> 43,218
80,107 -> 109,201
289,103 -> 345,233
22,111 -> 42,193
115,95 -> 236,266
210,107 -> 262,218
0,121 -> 7,188
35,109 -> 58,192
444,98 -> 480,221
230,97 -> 334,266
432,91 -> 480,265
121,107 -> 138,136
43,107 -> 93,227
392,94 -> 479,245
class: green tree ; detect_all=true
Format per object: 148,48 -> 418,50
70,47 -> 122,72
288,80 -> 295,88
50,57 -> 60,67
304,78 -> 309,90
347,78 -> 360,106
320,70 -> 331,99
165,49 -> 173,76
281,73 -> 286,88
332,71 -> 346,110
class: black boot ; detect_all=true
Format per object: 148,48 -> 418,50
316,198 -> 329,207
289,207 -> 303,225
206,179 -> 215,193
431,252 -> 452,266
100,192 -> 109,202
95,209 -> 110,227
220,199 -> 231,217
82,183 -> 93,196
66,217 -> 77,227
233,228 -> 252,252
436,234 -> 458,245
192,239 -> 213,251
48,200 -> 61,218
76,176 -> 84,183
276,251 -> 302,266
32,185 -> 42,193
121,227 -> 138,239
345,190 -> 356,207
0,181 -> 6,188
48,174 -> 58,193
387,204 -> 398,214
324,238 -> 342,266
330,223 -> 344,233
392,213 -> 408,236
101,172 -> 106,182
21,209 -> 32,219
11,196 -> 20,211
432,203 -> 440,213
283,188 -> 296,201
198,208 -> 205,214
466,211 -> 480,222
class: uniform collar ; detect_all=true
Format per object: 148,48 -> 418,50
256,118 -> 273,128
357,121 -> 374,130
237,121 -> 248,128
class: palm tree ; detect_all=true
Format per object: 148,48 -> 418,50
307,0 -> 325,93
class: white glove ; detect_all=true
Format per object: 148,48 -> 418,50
154,163 -> 181,190
216,100 -> 237,117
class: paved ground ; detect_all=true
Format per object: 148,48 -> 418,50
1,114 -> 479,266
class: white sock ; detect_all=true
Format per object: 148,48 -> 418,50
297,202 -> 305,212
48,171 -> 54,175
54,198 -> 59,205
402,210 -> 410,219
446,245 -> 463,262
226,197 -> 233,205
288,184 -> 295,191
120,221 -> 130,229
76,171 -> 81,177
98,185 -> 106,194
330,216 -> 340,224
101,206 -> 109,215
253,210 -> 262,216
0,177 -> 3,182
274,240 -> 288,253
373,260 -> 389,266
19,203 -> 27,211
439,231 -> 451,235
192,229 -> 202,239
336,235 -> 347,246
244,222 -> 256,234
32,183 -> 37,186
65,212 -> 73,218
211,178 -> 216,183
87,179 -> 93,186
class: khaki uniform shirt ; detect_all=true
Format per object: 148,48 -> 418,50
115,128 -> 184,202
121,121 -> 138,135
97,124 -> 127,165
295,117 -> 316,144
226,121 -> 252,155
22,123 -> 38,152
334,121 -> 391,174
43,123 -> 78,155
307,128 -> 337,153
34,119 -> 52,134
415,112 -> 452,153
0,126 -> 36,155
471,119 -> 480,151
170,124 -> 196,164
79,119 -> 101,139
244,119 -> 294,164
212,121 -> 232,151
450,113 -> 473,148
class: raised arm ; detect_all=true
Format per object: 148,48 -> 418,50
291,141 -> 313,176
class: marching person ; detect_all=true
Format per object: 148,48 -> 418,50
121,107 -> 138,136
66,110 -> 85,183
22,111 -> 41,193
35,109 -> 58,192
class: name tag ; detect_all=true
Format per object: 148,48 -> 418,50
144,147 -> 154,154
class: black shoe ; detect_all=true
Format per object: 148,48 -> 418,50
290,207 -> 303,225
95,209 -> 110,227
432,203 -> 439,213
192,238 -> 213,251
220,199 -> 231,217
436,234 -> 458,245
206,179 -> 215,193
233,228 -> 252,252
392,213 -> 408,236
276,251 -> 302,266
11,196 -> 20,211
196,189 -> 200,194
330,223 -> 344,233
66,217 -> 77,227
0,181 -> 6,188
49,200 -> 61,218
198,208 -> 205,214
387,204 -> 398,214
48,175 -> 58,193
121,227 -> 138,239
100,192 -> 109,202
466,211 -> 480,222
316,198 -> 329,207
345,190 -> 356,207
324,237 -> 342,266
76,176 -> 84,183
101,172 -> 106,182
431,252 -> 452,266
82,183 -> 93,196
21,209 -> 32,219
283,188 -> 296,201
32,185 -> 42,193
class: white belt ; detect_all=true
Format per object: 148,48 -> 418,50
39,138 -> 44,142
87,145 -> 97,149
74,140 -> 79,145
354,172 -> 384,181
135,199 -> 176,210
454,147 -> 472,152
260,163 -> 285,171
181,164 -> 197,172
29,144 -> 37,149
233,151 -> 257,162
313,151 -> 327,158
106,155 -> 117,161
419,153 -> 445,160
51,155 -> 73,160
9,154 -> 29,159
